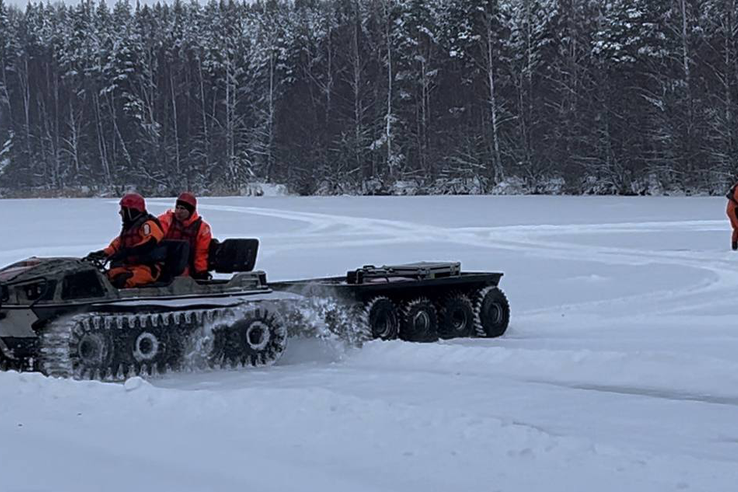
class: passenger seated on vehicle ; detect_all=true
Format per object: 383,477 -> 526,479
85,193 -> 165,288
158,192 -> 213,280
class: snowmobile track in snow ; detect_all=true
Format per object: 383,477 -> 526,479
529,380 -> 738,407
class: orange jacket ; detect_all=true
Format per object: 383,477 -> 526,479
103,214 -> 165,264
158,210 -> 212,275
728,184 -> 738,210
727,184 -> 738,242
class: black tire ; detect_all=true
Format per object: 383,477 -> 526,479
68,316 -> 116,379
120,314 -> 184,376
211,304 -> 288,367
362,296 -> 400,340
438,292 -> 475,339
322,301 -> 372,344
282,300 -> 314,338
473,286 -> 510,338
400,297 -> 439,342
322,302 -> 350,337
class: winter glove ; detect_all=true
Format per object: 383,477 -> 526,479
108,250 -> 125,263
109,247 -> 138,264
732,241 -> 737,251
85,250 -> 108,261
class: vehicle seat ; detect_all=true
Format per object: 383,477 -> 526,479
156,240 -> 190,283
208,238 -> 259,273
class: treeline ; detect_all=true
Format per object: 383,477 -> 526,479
0,0 -> 736,196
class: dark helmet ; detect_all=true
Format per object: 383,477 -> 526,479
120,193 -> 146,212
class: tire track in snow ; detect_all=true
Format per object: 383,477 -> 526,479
181,202 -> 737,317
348,341 -> 738,411
531,381 -> 738,407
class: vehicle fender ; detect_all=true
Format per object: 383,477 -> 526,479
0,309 -> 38,338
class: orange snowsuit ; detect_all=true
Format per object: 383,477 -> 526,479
727,184 -> 738,249
158,210 -> 212,277
104,215 -> 165,288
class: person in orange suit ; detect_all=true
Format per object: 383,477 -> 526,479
158,192 -> 213,279
727,183 -> 738,250
86,193 -> 165,288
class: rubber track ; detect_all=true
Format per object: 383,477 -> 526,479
37,307 -> 253,380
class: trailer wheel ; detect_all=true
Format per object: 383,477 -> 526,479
362,296 -> 400,340
473,286 -> 510,338
401,297 -> 439,342
438,292 -> 475,339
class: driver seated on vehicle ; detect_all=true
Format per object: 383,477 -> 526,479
86,193 -> 165,288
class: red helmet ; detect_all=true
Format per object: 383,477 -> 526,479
119,193 -> 146,212
176,192 -> 197,211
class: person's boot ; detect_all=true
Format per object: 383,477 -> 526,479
111,272 -> 133,288
731,241 -> 737,251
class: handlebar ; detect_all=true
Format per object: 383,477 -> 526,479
81,256 -> 109,272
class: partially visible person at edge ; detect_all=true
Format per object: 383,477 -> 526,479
158,192 -> 213,280
85,193 -> 165,288
727,183 -> 738,250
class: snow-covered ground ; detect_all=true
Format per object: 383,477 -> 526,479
1,195 -> 737,492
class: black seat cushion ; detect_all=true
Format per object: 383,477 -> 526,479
208,238 -> 259,273
157,240 -> 190,281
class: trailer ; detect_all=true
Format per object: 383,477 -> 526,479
271,261 -> 510,343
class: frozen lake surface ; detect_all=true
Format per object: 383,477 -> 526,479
1,195 -> 736,492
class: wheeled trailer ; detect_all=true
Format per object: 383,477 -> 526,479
271,262 -> 510,342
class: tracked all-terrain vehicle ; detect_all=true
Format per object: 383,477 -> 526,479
0,240 -> 510,381
0,239 -> 296,379
271,261 -> 510,343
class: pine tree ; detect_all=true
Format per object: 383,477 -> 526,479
443,0 -> 511,185
590,0 -> 671,193
0,0 -> 18,183
505,0 -> 556,189
701,0 -> 738,186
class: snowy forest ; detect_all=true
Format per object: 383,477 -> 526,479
0,0 -> 736,197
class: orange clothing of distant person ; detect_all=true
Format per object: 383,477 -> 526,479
104,213 -> 165,288
158,209 -> 212,276
727,184 -> 738,248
